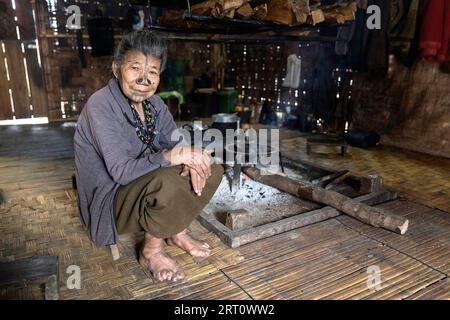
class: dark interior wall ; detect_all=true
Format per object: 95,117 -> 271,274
225,41 -> 353,130
351,57 -> 450,158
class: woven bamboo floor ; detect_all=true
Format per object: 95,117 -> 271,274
0,123 -> 448,300
280,134 -> 450,213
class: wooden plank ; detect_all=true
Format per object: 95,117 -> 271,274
5,41 -> 31,119
110,244 -> 120,261
25,47 -> 47,117
0,256 -> 58,286
15,0 -> 36,40
0,47 -> 13,120
225,209 -> 251,231
406,278 -> 450,300
44,275 -> 59,300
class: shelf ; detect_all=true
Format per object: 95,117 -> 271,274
182,0 -> 354,36
148,25 -> 338,43
183,13 -> 352,33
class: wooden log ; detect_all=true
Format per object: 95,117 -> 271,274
311,170 -> 349,187
253,3 -> 268,20
212,0 -> 250,18
225,209 -> 251,230
224,8 -> 236,19
322,1 -> 357,24
264,0 -> 296,25
220,0 -> 245,12
235,3 -> 254,19
264,0 -> 311,25
291,0 -> 311,24
324,12 -> 346,24
191,0 -> 217,15
242,167 -> 409,235
308,8 -> 325,25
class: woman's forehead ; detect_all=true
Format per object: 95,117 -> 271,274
124,51 -> 161,66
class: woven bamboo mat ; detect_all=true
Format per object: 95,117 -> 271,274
0,191 -> 245,300
221,199 -> 449,300
1,125 -> 449,300
281,136 -> 450,213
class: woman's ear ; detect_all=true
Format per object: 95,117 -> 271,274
112,62 -> 119,79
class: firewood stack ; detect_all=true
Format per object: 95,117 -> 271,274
188,0 -> 267,20
184,0 -> 356,25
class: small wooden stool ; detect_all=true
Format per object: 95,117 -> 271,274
306,137 -> 347,156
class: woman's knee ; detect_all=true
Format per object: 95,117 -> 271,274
207,164 -> 225,189
211,164 -> 225,179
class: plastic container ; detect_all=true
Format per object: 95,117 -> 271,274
219,88 -> 237,113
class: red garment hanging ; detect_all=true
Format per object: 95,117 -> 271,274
419,0 -> 450,62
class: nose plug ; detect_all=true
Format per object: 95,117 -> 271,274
136,78 -> 151,85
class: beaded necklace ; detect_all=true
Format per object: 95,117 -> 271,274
129,99 -> 159,153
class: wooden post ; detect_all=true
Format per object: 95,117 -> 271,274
45,275 -> 59,300
110,244 -> 120,261
225,209 -> 251,230
243,167 -> 409,235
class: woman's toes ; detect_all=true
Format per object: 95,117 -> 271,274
173,270 -> 185,282
193,248 -> 210,257
202,249 -> 211,257
156,272 -> 164,282
201,242 -> 210,249
160,269 -> 172,282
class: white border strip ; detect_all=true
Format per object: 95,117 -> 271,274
0,117 -> 49,125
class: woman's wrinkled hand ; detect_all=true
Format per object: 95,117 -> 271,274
180,164 -> 206,196
165,146 -> 212,179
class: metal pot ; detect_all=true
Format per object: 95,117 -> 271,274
211,113 -> 240,137
212,113 -> 240,124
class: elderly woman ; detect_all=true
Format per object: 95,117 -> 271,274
74,31 -> 224,282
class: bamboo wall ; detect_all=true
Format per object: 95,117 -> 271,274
226,41 -> 353,131
0,0 -> 47,120
351,57 -> 450,158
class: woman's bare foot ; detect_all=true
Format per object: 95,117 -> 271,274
167,229 -> 211,258
139,233 -> 185,282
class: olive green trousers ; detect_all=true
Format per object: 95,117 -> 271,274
115,164 -> 224,238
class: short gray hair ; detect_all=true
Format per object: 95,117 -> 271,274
113,30 -> 167,72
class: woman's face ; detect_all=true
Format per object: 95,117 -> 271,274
113,50 -> 161,105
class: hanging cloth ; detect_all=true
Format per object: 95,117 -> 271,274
282,54 -> 302,89
419,0 -> 450,63
389,0 -> 421,65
